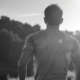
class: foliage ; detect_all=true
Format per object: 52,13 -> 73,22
0,16 -> 41,77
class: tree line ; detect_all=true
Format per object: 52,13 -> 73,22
0,16 -> 41,77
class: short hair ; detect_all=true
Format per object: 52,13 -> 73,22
44,4 -> 63,25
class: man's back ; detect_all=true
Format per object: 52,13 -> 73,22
32,28 -> 79,80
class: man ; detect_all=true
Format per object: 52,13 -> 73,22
18,4 -> 80,80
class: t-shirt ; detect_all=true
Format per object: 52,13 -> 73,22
23,27 -> 80,80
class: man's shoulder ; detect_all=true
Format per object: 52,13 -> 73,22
63,32 -> 80,50
30,30 -> 46,38
26,30 -> 44,40
63,32 -> 77,42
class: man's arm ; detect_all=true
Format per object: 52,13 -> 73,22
18,34 -> 34,80
71,40 -> 80,80
18,50 -> 33,80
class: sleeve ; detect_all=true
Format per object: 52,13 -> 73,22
22,34 -> 34,52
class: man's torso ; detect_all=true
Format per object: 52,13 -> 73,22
31,28 -> 77,80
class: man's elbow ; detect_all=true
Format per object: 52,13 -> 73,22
18,59 -> 22,67
18,62 -> 27,75
18,60 -> 26,69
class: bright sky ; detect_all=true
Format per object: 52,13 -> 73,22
0,0 -> 80,32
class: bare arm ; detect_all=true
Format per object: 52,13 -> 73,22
18,50 -> 33,80
18,34 -> 34,80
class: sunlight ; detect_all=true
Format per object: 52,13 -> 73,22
60,23 -> 80,32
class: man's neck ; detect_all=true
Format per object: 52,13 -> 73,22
47,24 -> 59,30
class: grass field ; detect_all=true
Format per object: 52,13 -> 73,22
8,76 -> 34,80
7,71 -> 76,80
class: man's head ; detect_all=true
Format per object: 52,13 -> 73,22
44,4 -> 63,27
